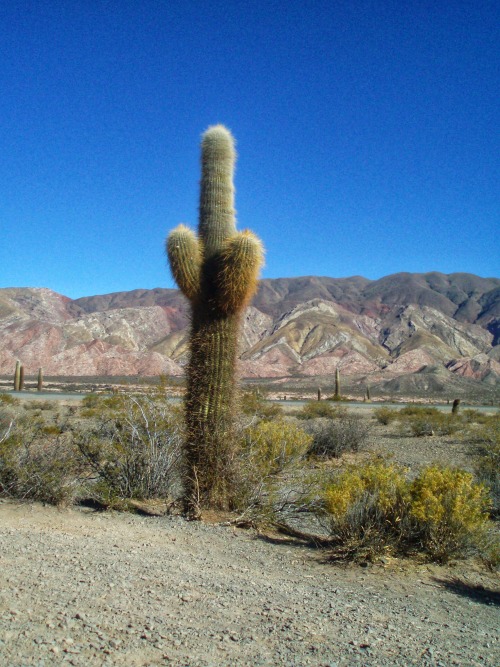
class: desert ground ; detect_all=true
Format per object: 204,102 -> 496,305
1,394 -> 499,666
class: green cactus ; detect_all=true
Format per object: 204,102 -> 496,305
334,367 -> 341,401
14,360 -> 21,392
166,125 -> 264,514
19,365 -> 25,391
37,367 -> 43,392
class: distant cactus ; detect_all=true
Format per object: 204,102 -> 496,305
334,367 -> 341,401
365,386 -> 371,402
451,398 -> 460,415
19,365 -> 25,391
317,387 -> 322,401
14,360 -> 21,392
166,125 -> 264,514
37,368 -> 43,392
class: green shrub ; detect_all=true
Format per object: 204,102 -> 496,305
240,420 -> 311,478
305,415 -> 371,458
23,400 -> 54,411
399,405 -> 440,417
399,411 -> 461,437
0,394 -> 20,406
296,401 -> 347,420
80,392 -> 124,417
240,391 -> 282,420
461,409 -> 490,425
373,407 -> 398,425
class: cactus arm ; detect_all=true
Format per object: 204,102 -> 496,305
166,225 -> 202,302
198,125 -> 237,257
215,230 -> 264,314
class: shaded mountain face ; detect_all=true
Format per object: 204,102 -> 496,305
1,273 -> 499,396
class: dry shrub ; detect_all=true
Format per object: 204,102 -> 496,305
305,415 -> 371,458
240,391 -> 282,421
75,394 -> 183,504
373,407 -> 398,425
0,414 -> 83,505
23,400 -> 54,411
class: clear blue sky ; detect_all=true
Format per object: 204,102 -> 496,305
1,1 -> 498,299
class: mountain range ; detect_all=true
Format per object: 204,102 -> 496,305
1,272 -> 499,399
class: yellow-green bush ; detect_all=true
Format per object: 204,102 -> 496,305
233,420 -> 313,521
410,466 -> 492,561
240,419 -> 312,478
399,405 -> 440,417
322,460 -> 410,559
321,459 -> 497,563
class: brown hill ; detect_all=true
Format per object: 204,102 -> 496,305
1,273 -> 499,399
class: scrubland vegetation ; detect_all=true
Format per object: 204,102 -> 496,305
1,391 -> 499,567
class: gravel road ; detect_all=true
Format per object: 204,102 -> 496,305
1,500 -> 499,667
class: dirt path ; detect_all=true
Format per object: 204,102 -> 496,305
0,500 -> 499,667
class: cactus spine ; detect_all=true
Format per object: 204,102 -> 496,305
167,125 -> 264,514
14,360 -> 21,392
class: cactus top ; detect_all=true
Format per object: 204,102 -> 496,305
199,125 -> 237,259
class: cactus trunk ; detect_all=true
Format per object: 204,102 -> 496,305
37,368 -> 43,392
14,360 -> 21,392
334,367 -> 341,400
167,125 -> 264,515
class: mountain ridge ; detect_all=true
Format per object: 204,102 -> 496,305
1,272 -> 499,398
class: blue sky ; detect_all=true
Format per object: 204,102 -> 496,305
1,1 -> 498,299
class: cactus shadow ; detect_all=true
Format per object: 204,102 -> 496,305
431,576 -> 500,606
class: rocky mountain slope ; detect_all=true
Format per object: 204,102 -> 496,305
1,273 -> 499,397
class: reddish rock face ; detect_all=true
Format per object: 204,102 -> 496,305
1,273 -> 499,392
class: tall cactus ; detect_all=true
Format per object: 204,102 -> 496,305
334,367 -> 341,400
37,367 -> 44,392
166,125 -> 264,514
14,360 -> 21,392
